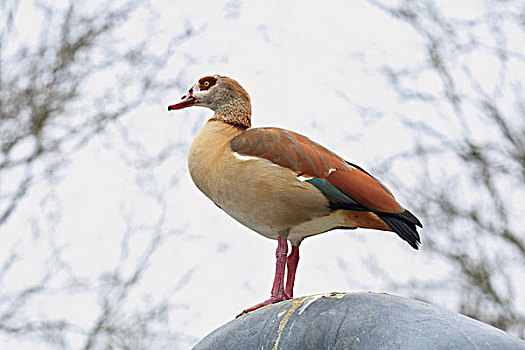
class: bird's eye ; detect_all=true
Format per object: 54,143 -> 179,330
203,81 -> 210,88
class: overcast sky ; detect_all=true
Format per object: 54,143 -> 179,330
2,0 -> 523,348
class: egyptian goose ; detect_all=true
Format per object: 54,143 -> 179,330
168,75 -> 422,315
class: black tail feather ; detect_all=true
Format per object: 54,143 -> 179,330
377,210 -> 422,250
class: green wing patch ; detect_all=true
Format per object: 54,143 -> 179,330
306,177 -> 367,211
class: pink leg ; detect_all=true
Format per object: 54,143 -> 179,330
284,245 -> 300,299
238,237 -> 288,316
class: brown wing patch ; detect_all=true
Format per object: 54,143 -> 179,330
327,170 -> 403,213
230,127 -> 403,214
230,128 -> 350,177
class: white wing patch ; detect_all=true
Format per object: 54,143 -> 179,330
233,152 -> 259,161
297,174 -> 314,182
297,168 -> 336,182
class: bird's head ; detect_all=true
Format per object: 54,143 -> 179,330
168,75 -> 251,128
168,75 -> 252,127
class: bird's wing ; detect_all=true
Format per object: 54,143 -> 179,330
230,127 -> 422,249
230,127 -> 402,213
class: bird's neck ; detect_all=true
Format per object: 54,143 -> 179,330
210,103 -> 251,129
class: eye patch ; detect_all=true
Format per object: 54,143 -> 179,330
198,76 -> 218,90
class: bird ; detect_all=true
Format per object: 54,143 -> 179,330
168,75 -> 422,316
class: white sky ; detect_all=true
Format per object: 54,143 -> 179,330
2,0 -> 524,348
